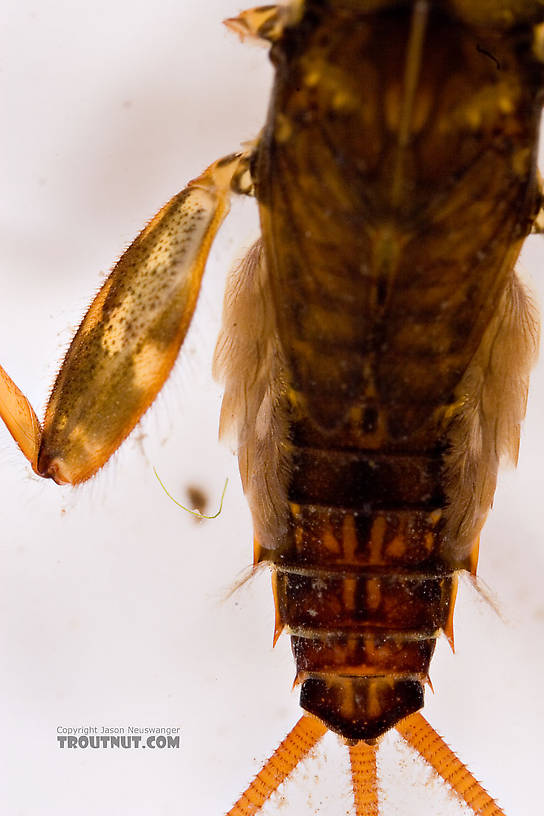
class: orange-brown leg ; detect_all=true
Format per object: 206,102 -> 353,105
396,712 -> 505,816
0,363 -> 40,472
348,741 -> 379,816
225,715 -> 327,816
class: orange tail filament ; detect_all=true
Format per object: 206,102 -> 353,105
396,712 -> 505,815
349,740 -> 379,816
226,715 -> 327,816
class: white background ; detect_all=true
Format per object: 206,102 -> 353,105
0,1 -> 543,814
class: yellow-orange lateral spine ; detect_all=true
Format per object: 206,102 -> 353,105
247,1 -> 543,741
